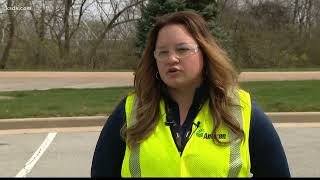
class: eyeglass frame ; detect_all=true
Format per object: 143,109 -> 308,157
153,43 -> 200,61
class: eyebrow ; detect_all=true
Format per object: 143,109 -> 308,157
156,42 -> 196,49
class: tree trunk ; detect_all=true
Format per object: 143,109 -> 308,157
60,0 -> 72,68
306,0 -> 312,39
293,0 -> 299,25
30,5 -> 46,67
0,0 -> 15,69
64,0 -> 71,57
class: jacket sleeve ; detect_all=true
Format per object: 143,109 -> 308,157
249,100 -> 291,177
91,97 -> 127,177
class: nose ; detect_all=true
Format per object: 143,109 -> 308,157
167,50 -> 180,64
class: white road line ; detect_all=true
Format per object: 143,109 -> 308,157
15,132 -> 57,177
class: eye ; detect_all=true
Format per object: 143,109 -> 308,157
176,47 -> 191,54
158,50 -> 169,56
155,50 -> 169,59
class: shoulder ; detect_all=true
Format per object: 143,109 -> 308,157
125,92 -> 136,108
238,88 -> 251,101
114,92 -> 135,116
249,100 -> 291,177
91,96 -> 128,177
250,100 -> 273,129
104,96 -> 127,128
249,99 -> 282,150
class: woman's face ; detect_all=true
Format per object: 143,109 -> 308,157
155,24 -> 204,90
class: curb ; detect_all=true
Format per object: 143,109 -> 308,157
266,112 -> 320,123
0,112 -> 320,130
0,116 -> 107,130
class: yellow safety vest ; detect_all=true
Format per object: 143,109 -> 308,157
121,89 -> 251,177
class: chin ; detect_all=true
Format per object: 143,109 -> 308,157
164,80 -> 187,89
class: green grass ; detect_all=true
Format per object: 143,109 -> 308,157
240,80 -> 320,112
240,67 -> 320,72
0,87 -> 133,119
0,81 -> 319,119
1,68 -> 134,72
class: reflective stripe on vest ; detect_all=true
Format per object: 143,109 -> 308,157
127,97 -> 141,177
121,89 -> 251,177
228,89 -> 243,177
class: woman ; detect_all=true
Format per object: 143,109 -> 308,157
91,10 -> 291,177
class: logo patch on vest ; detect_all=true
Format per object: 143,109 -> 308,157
195,128 -> 229,142
196,129 -> 205,138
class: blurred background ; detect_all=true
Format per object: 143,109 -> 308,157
0,0 -> 319,71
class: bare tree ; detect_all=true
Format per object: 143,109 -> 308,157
26,0 -> 48,66
46,0 -> 90,67
28,0 -> 47,42
0,0 -> 15,69
293,0 -> 314,38
314,1 -> 320,26
217,0 -> 229,23
0,17 -> 6,45
306,0 -> 312,39
292,0 -> 299,25
87,0 -> 145,69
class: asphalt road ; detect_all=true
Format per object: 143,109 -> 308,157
0,124 -> 319,177
1,71 -> 320,91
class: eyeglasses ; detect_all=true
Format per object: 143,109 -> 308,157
154,43 -> 199,61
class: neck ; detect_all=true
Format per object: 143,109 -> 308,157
168,87 -> 196,107
168,86 -> 197,125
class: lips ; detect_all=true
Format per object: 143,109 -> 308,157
167,67 -> 180,74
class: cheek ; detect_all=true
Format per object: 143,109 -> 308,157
197,52 -> 204,69
184,55 -> 204,74
156,62 -> 165,74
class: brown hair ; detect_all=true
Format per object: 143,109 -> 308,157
121,10 -> 244,148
